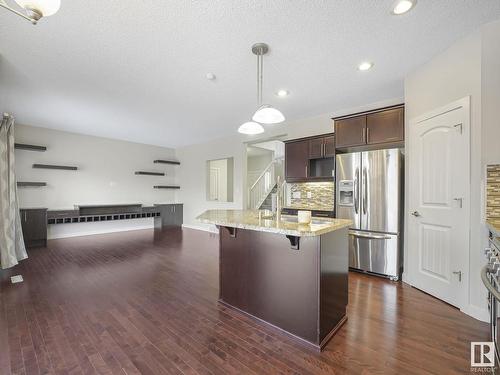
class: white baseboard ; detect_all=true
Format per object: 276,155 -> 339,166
182,223 -> 219,234
462,304 -> 489,323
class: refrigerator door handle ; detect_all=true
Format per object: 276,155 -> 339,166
354,167 -> 359,214
349,231 -> 392,240
362,167 -> 367,215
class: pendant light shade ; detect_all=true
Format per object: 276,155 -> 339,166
238,122 -> 265,135
15,0 -> 60,17
252,105 -> 285,125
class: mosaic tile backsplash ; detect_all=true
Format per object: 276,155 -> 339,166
286,181 -> 334,211
487,165 -> 500,219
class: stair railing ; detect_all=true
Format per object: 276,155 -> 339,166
248,157 -> 284,210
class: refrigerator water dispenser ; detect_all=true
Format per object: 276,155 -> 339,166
338,180 -> 354,206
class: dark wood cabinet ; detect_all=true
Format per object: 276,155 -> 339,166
323,135 -> 335,157
308,138 -> 324,159
366,107 -> 404,145
334,116 -> 366,148
334,105 -> 404,149
156,204 -> 183,227
309,135 -> 336,159
285,140 -> 309,180
20,208 -> 47,248
285,134 -> 335,182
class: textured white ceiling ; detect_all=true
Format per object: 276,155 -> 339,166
1,1 -> 499,148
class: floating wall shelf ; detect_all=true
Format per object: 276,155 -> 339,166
15,143 -> 47,152
154,160 -> 180,165
135,171 -> 165,176
17,182 -> 47,187
33,164 -> 78,170
154,185 -> 180,189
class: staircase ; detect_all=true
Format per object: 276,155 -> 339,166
248,158 -> 284,210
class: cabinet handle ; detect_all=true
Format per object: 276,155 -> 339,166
305,165 -> 308,177
362,128 -> 366,143
366,128 -> 370,143
24,212 -> 27,222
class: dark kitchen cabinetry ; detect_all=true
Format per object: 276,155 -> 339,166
285,134 -> 335,182
285,140 -> 309,180
334,116 -> 366,148
155,204 -> 183,227
308,135 -> 335,159
334,105 -> 404,149
366,107 -> 404,145
20,208 -> 47,248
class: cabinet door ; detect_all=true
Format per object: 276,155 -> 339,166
335,115 -> 366,148
285,140 -> 309,180
366,107 -> 404,145
174,204 -> 183,226
308,137 -> 324,159
20,209 -> 47,247
323,135 -> 335,158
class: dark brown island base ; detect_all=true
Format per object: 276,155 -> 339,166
197,210 -> 352,351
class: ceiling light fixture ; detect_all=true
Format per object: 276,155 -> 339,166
358,62 -> 374,71
237,122 -> 265,135
251,43 -> 285,124
276,89 -> 289,97
0,0 -> 60,24
238,43 -> 285,135
392,0 -> 416,15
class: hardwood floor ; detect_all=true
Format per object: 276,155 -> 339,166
0,227 -> 489,374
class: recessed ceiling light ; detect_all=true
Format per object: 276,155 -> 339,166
276,90 -> 289,97
358,62 -> 374,71
206,73 -> 216,80
392,0 -> 416,15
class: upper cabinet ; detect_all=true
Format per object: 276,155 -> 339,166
366,107 -> 404,145
308,135 -> 336,159
285,134 -> 336,182
334,116 -> 367,148
285,139 -> 309,180
334,106 -> 404,149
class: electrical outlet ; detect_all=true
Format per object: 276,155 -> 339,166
292,192 -> 301,199
307,192 -> 312,199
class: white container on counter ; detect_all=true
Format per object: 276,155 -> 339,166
298,210 -> 312,224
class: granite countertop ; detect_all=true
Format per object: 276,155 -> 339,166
197,210 -> 352,237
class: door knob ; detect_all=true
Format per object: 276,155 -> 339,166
411,211 -> 421,217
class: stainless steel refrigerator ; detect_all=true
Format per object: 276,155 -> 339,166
336,148 -> 403,280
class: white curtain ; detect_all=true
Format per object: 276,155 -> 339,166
0,114 -> 27,269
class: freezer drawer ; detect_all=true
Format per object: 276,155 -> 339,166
349,230 -> 400,279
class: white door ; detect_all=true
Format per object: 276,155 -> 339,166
408,98 -> 470,308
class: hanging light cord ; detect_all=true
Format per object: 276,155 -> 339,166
256,48 -> 264,106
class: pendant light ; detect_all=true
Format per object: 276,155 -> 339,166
237,121 -> 264,135
0,0 -> 60,24
238,43 -> 285,135
251,43 -> 285,124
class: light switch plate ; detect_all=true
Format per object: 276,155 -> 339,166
11,275 -> 23,284
292,192 -> 301,199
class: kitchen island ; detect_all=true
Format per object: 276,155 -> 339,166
197,209 -> 352,350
